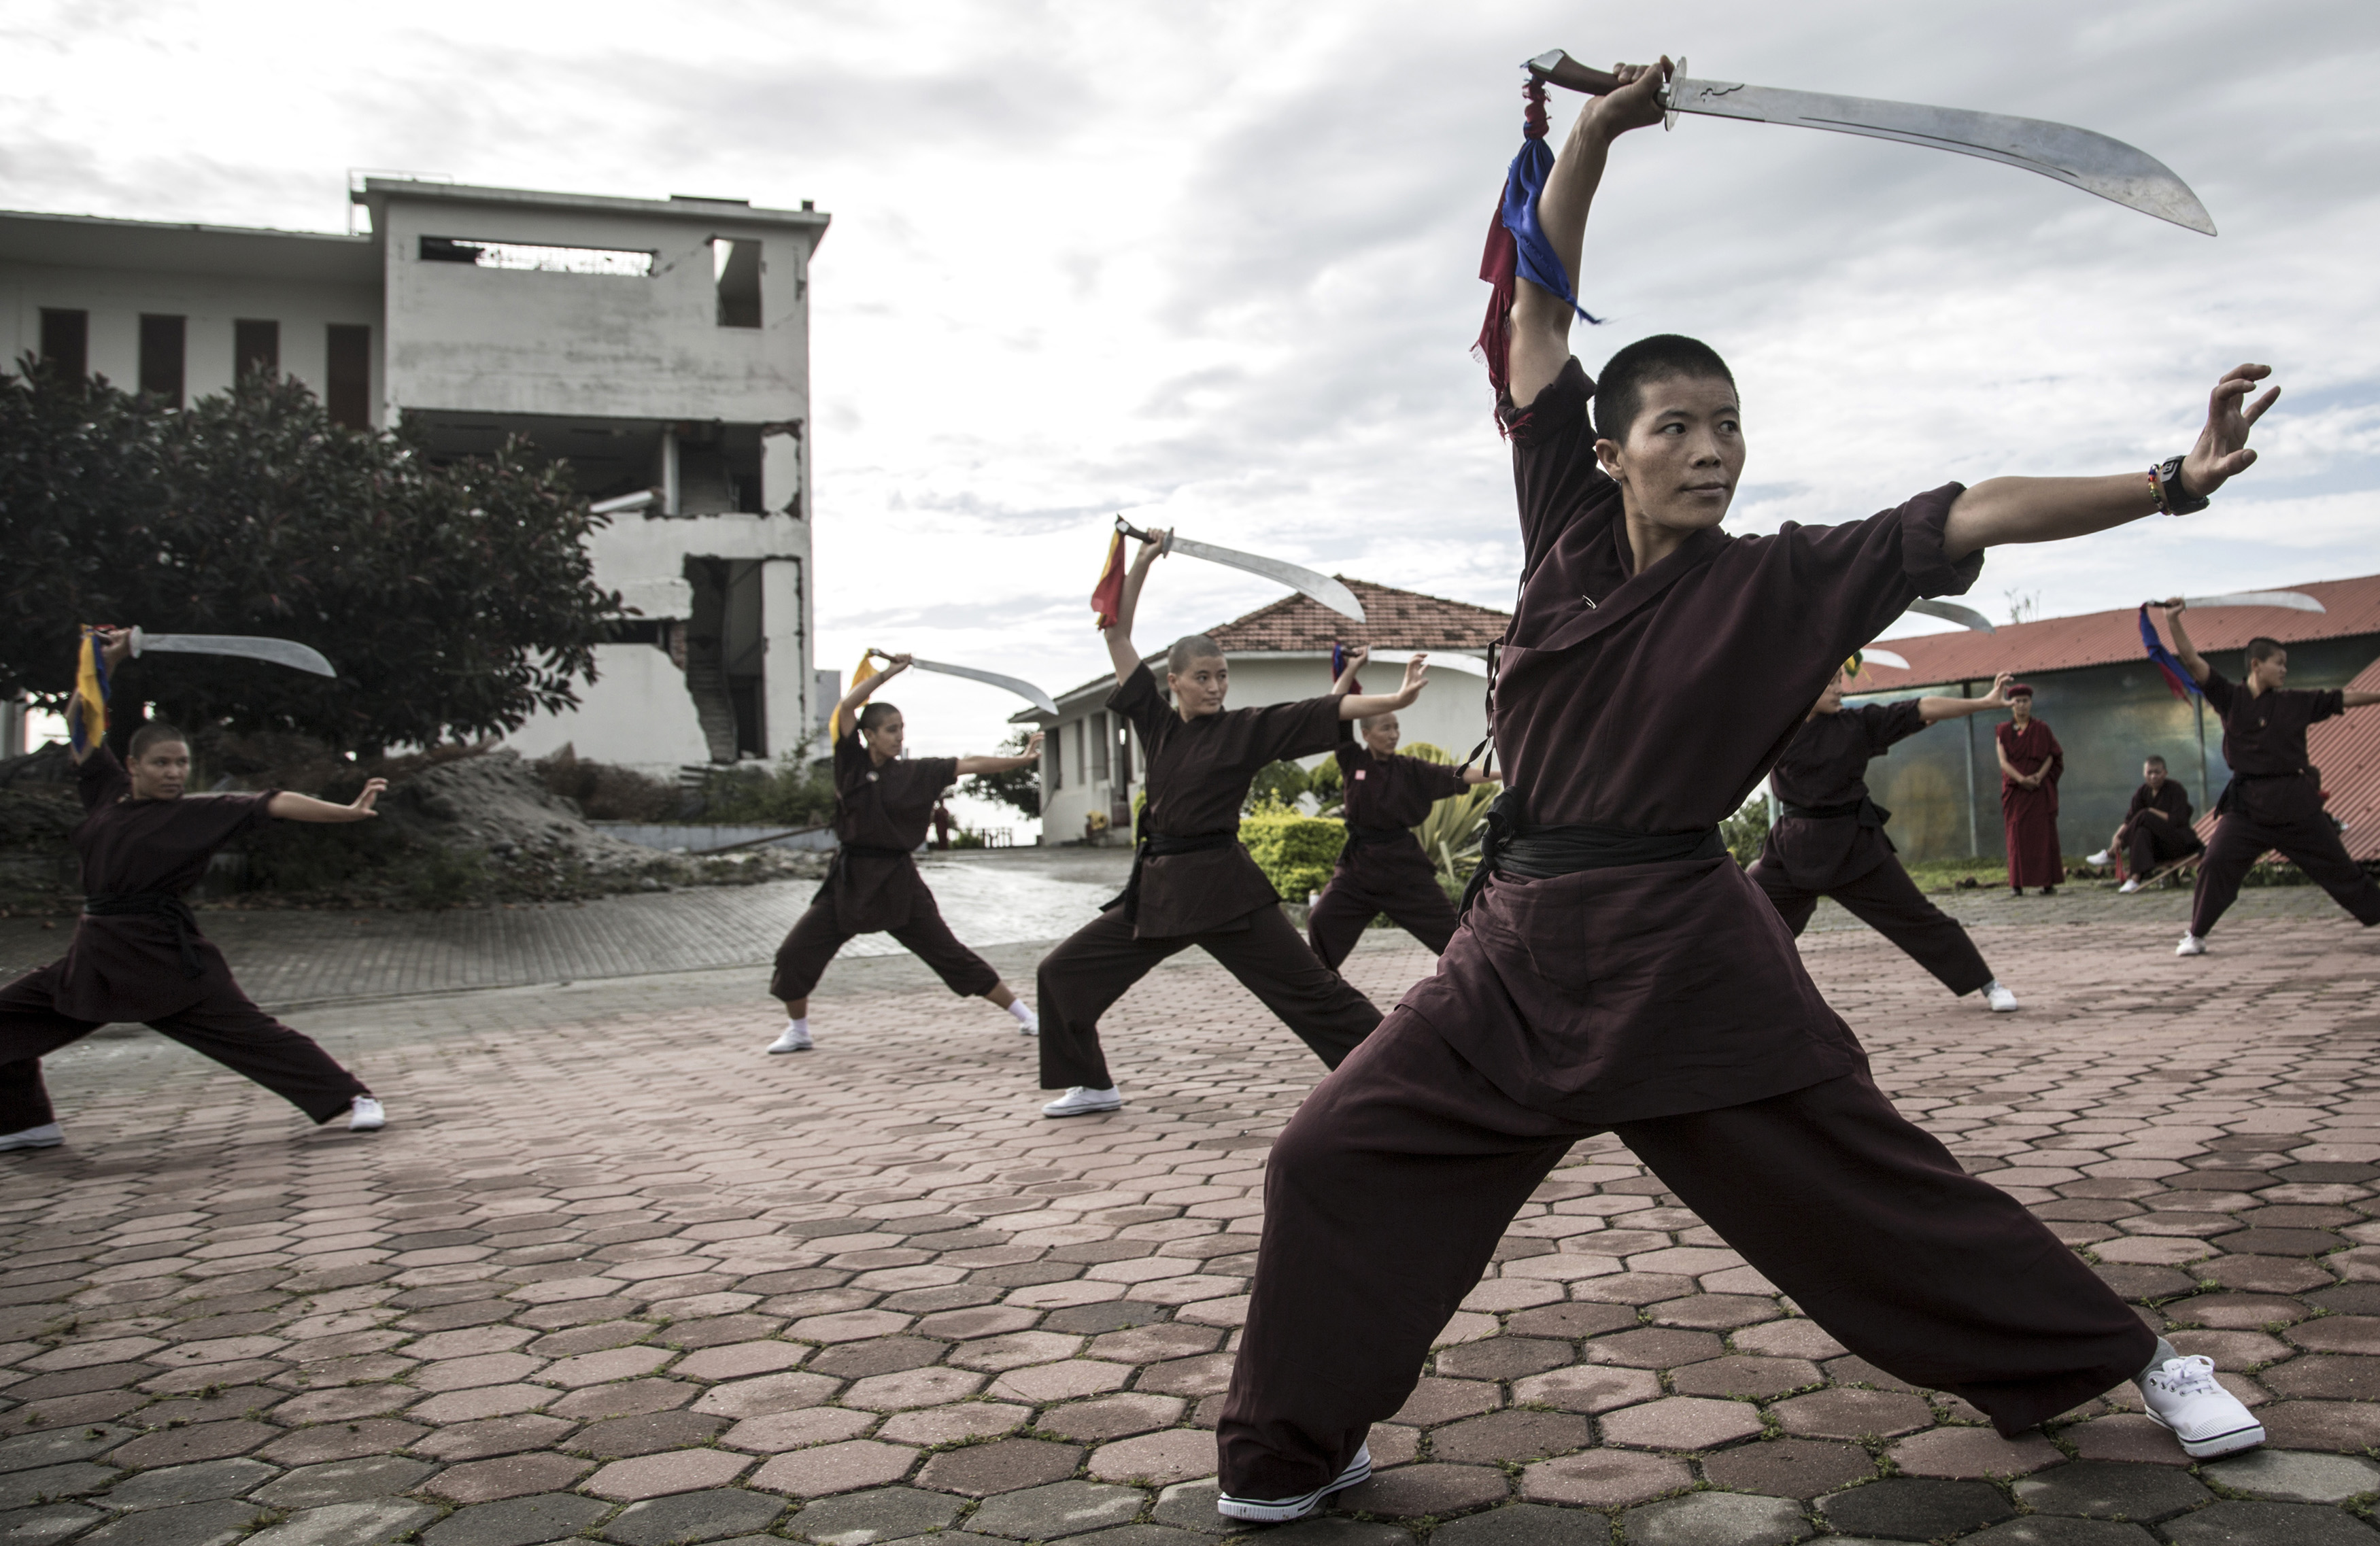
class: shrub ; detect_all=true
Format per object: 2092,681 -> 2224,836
1244,759 -> 1310,814
1240,801 -> 1346,901
698,753 -> 839,827
1722,793 -> 1771,868
536,745 -> 682,821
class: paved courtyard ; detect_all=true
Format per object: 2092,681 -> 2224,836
3,908 -> 2379,1545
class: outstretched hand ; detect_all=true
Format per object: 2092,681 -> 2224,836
1977,670 -> 2015,709
1586,58 -> 1671,141
1397,654 -> 1430,704
2181,364 -> 2279,500
349,778 -> 388,818
2158,596 -> 2188,618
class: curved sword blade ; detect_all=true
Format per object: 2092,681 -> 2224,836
2176,590 -> 2326,613
907,659 -> 1060,717
1906,598 -> 1996,634
137,633 -> 338,677
1168,536 -> 1367,623
1668,78 -> 2215,235
1858,648 -> 1911,671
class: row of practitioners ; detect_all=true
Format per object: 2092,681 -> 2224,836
9,68 -> 2380,1528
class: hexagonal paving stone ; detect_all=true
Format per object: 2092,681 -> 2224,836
600,1485 -> 785,1544
1956,1519 -> 2158,1543
2199,1447 -> 2380,1502
1387,1377 -> 1501,1426
243,1499 -> 442,1546
426,1451 -> 596,1504
1698,1437 -> 1875,1498
748,1439 -> 920,1497
585,1447 -> 753,1500
1041,1394 -> 1186,1443
1505,1302 -> 1640,1339
422,1491 -> 613,1546
968,1479 -> 1145,1539
1510,1365 -> 1662,1414
1665,1355 -> 1819,1400
1599,1396 -> 1764,1451
1818,1477 -> 2013,1540
779,1483 -> 964,1541
1888,1425 -> 2064,1479
913,1438 -> 1083,1497
1582,1328 -> 1723,1369
2012,1460 -> 2213,1519
252,1455 -> 439,1509
1334,1462 -> 1510,1519
1087,1430 -> 1214,1487
874,1403 -> 1032,1447
1771,1388 -> 1934,1441
1433,1502 -> 1617,1545
1620,1491 -> 1810,1545
97,1457 -> 277,1511
2159,1500 -> 2380,1544
1520,1449 -> 1691,1508
1433,1338 -> 1576,1382
1431,1410 -> 1594,1464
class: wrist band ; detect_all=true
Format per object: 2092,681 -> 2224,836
2151,456 -> 2209,517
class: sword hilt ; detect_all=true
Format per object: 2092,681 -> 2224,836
1525,50 -> 1679,127
1112,516 -> 1175,556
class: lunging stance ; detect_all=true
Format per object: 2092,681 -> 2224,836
0,628 -> 385,1152
1749,668 -> 2020,1009
2160,603 -> 2380,955
1215,63 -> 2271,1522
1033,534 -> 1424,1118
1306,645 -> 1495,969
768,655 -> 1044,1051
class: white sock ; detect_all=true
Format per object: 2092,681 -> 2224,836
788,1017 -> 809,1035
1006,1000 -> 1035,1026
2137,1336 -> 2180,1386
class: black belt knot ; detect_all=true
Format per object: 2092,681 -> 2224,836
82,893 -> 204,979
1108,829 -> 1238,923
1459,789 -> 1725,919
1340,823 -> 1413,856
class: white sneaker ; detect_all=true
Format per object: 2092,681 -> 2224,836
1985,981 -> 2019,1013
0,1123 -> 63,1152
2120,878 -> 2143,894
1040,1086 -> 1123,1118
1217,1445 -> 1372,1524
768,1024 -> 813,1054
2140,1354 -> 2263,1458
347,1097 -> 385,1133
2087,849 -> 2112,867
2176,932 -> 2207,957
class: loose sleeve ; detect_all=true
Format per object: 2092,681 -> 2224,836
1863,700 -> 1928,756
1502,358 -> 1617,579
76,747 -> 130,813
1106,662 -> 1168,744
919,757 -> 960,792
2199,670 -> 2236,717
2309,688 -> 2347,724
1416,757 -> 1472,801
832,727 -> 871,793
1227,693 -> 1347,771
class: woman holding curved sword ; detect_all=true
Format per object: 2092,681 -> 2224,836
766,653 -> 1046,1053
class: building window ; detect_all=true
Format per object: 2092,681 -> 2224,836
326,325 -> 371,428
38,309 -> 87,381
1048,727 -> 1063,791
1072,719 -> 1087,787
1091,712 -> 1110,781
235,319 -> 279,381
713,239 -> 762,327
1116,721 -> 1133,785
138,315 -> 185,405
420,236 -> 654,275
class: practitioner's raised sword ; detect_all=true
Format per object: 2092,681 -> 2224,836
1905,598 -> 1996,634
1526,50 -> 2215,235
2166,590 -> 2326,613
891,656 -> 1061,717
129,627 -> 337,677
1117,518 -> 1367,623
1858,648 -> 1911,671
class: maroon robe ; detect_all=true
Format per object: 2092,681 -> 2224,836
1996,717 -> 2064,889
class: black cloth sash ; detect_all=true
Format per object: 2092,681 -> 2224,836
2214,769 -> 2313,817
1459,789 -> 1726,919
826,840 -> 915,881
82,893 -> 204,980
1779,796 -> 1890,827
1340,823 -> 1416,857
1106,829 -> 1240,923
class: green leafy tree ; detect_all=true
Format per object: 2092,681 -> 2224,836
0,362 -> 622,754
961,729 -> 1042,818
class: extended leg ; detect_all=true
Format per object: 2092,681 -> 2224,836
887,903 -> 1003,997
2188,816 -> 2266,939
0,968 -> 106,1134
1204,908 -> 1382,1069
1828,859 -> 1995,997
2273,823 -> 2380,925
1219,1011 -> 1575,1500
1618,1069 -> 2155,1436
771,901 -> 857,1018
146,986 -> 371,1124
1745,857 -> 1822,938
1376,876 -> 1463,957
1304,873 -> 1378,970
1035,910 -> 1185,1090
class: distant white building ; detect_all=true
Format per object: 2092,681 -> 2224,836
1023,579 -> 1510,844
0,179 -> 831,772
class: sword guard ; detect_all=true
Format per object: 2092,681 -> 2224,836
126,625 -> 146,659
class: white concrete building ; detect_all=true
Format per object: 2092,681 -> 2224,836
0,179 -> 830,771
1023,579 -> 1510,844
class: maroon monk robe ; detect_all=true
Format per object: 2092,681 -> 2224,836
2189,668 -> 2380,938
1306,723 -> 1471,969
0,748 -> 371,1134
770,727 -> 998,1002
1035,664 -> 1381,1092
1997,717 -> 2064,889
1217,357 -> 2154,1503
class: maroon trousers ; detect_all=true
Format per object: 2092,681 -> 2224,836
2123,817 -> 2203,879
0,965 -> 370,1133
1306,850 -> 1461,970
1749,855 -> 1996,997
1217,1010 -> 2152,1501
1036,906 -> 1380,1090
2190,806 -> 2380,940
770,899 -> 1001,1002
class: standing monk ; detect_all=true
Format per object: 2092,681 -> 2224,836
2088,755 -> 2202,893
1032,534 -> 1425,1118
766,655 -> 1044,1052
1214,63 -> 2273,1523
1748,668 -> 2020,1010
2160,604 -> 2380,955
0,628 -> 386,1152
1306,645 -> 1496,970
1996,684 -> 2064,894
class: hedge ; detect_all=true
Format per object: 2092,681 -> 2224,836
1239,806 -> 1346,903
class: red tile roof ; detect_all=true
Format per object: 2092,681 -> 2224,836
1858,573 -> 2380,687
1204,579 -> 1510,653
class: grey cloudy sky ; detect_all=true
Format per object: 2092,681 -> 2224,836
6,0 -> 2377,796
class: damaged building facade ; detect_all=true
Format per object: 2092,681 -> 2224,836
0,179 -> 830,771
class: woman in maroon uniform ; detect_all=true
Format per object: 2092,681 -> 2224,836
0,627 -> 387,1153
2160,604 -> 2380,955
1749,668 -> 2018,1008
1996,685 -> 2065,894
1032,536 -> 1429,1118
1215,63 -> 2275,1522
1306,645 -> 1495,969
767,655 -> 1044,1052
